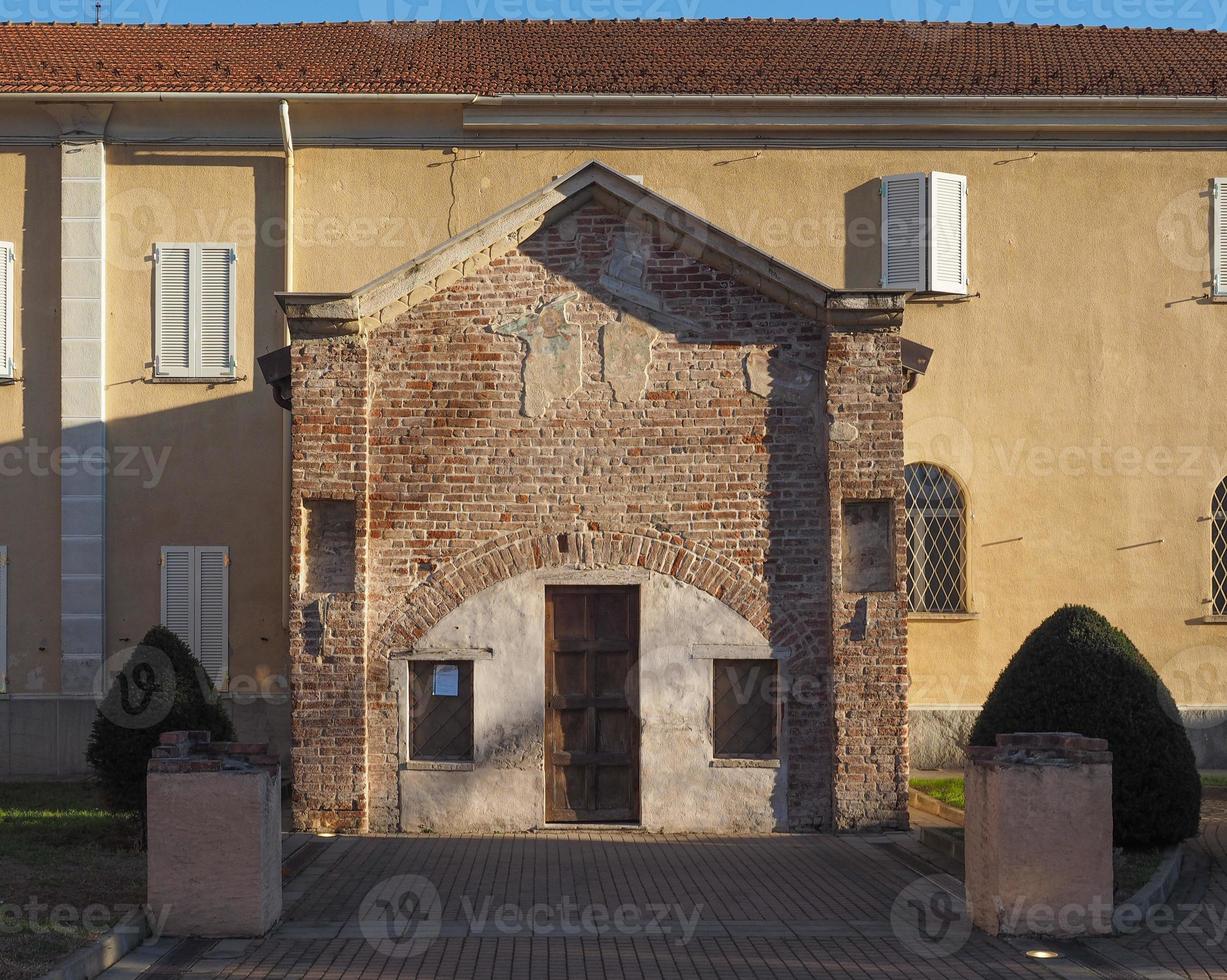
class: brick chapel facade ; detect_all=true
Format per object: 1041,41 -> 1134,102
280,163 -> 911,834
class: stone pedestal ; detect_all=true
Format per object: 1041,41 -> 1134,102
965,733 -> 1113,937
147,731 -> 282,938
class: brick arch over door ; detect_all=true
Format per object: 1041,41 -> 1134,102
363,524 -> 826,832
371,524 -> 818,657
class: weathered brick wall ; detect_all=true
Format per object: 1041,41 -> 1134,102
826,331 -> 910,831
288,202 -> 909,833
289,337 -> 370,831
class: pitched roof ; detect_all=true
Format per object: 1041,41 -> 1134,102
2,18 -> 1227,98
277,160 -> 903,335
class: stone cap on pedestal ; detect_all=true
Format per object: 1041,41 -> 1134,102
967,731 -> 1112,767
148,730 -> 280,775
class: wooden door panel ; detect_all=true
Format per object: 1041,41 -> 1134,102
545,586 -> 639,823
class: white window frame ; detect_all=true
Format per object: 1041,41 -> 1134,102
0,242 -> 14,380
153,243 -> 237,379
1213,179 -> 1227,298
160,545 -> 230,687
0,546 -> 7,694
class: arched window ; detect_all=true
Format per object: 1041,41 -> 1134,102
1214,478 -> 1227,615
905,463 -> 968,614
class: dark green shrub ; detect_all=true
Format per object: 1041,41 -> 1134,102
970,605 -> 1200,847
87,626 -> 235,823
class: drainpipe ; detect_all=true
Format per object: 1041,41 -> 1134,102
279,101 -> 295,627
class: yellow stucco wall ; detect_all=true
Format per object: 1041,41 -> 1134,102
104,147 -> 289,695
0,147 -> 61,694
289,145 -> 1227,709
2,107 -> 1223,710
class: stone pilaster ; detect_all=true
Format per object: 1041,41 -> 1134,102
48,105 -> 111,696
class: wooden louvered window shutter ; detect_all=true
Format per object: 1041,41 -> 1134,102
927,172 -> 968,296
1214,179 -> 1227,297
161,545 -> 229,688
880,173 -> 927,292
154,243 -> 236,378
0,243 -> 12,380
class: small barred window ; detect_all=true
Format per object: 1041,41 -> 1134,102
905,464 -> 968,614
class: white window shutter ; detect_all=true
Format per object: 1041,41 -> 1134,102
0,243 -> 13,380
881,174 -> 927,291
0,546 -> 8,694
154,245 -> 192,377
194,547 -> 229,688
198,246 -> 236,378
161,546 -> 194,649
928,172 -> 969,295
1214,179 -> 1227,297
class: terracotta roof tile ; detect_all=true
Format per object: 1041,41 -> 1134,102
0,18 -> 1224,97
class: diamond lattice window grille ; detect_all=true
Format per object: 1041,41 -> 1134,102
1213,479 -> 1227,615
905,463 -> 968,613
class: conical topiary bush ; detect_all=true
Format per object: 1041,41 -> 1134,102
970,605 -> 1200,847
87,625 -> 236,829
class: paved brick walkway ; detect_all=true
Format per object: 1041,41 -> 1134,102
109,813 -> 1227,980
142,832 -> 1059,980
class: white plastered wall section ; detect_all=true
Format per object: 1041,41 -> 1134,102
59,133 -> 107,695
397,568 -> 786,833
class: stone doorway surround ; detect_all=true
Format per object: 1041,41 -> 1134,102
278,160 -> 912,835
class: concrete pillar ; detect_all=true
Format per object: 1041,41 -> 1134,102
965,732 -> 1114,937
147,731 -> 282,938
45,104 -> 112,697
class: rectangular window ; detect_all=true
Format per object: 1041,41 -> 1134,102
0,242 -> 13,380
712,660 -> 779,759
0,546 -> 7,694
410,661 -> 474,762
154,243 -> 236,379
161,545 -> 229,687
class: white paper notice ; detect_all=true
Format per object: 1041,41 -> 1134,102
433,664 -> 460,697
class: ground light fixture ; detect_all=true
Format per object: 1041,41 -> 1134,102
316,832 -> 338,838
1025,950 -> 1061,960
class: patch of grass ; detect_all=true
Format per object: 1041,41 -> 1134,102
910,776 -> 965,811
0,782 -> 144,980
1201,773 -> 1227,789
1114,847 -> 1168,903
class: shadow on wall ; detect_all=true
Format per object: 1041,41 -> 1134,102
844,180 -> 882,290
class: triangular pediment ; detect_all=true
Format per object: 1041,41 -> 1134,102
277,161 -> 905,338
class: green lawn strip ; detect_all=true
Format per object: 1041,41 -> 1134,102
0,782 -> 144,980
1201,773 -> 1227,789
1114,847 -> 1168,904
910,776 -> 965,811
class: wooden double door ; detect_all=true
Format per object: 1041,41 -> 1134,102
545,586 -> 640,823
